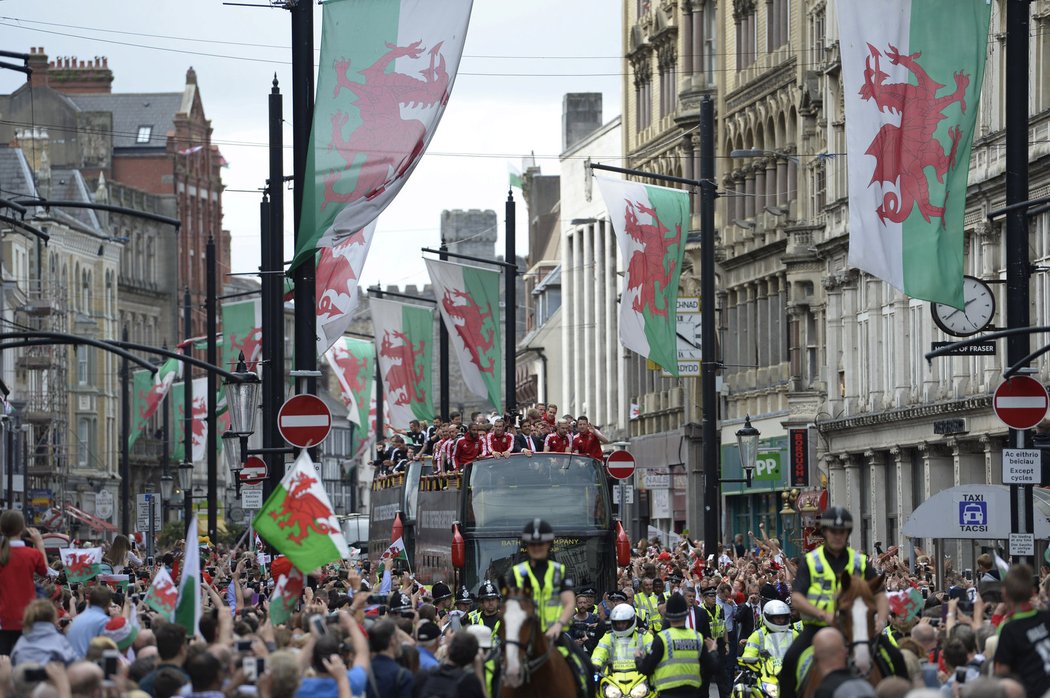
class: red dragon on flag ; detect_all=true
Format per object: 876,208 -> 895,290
441,289 -> 496,373
146,571 -> 179,616
379,330 -> 428,406
228,328 -> 263,372
316,232 -> 365,320
268,471 -> 340,545
623,200 -> 680,318
859,44 -> 969,224
331,350 -> 369,406
65,553 -> 96,579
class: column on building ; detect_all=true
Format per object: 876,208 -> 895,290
840,453 -> 864,549
764,157 -> 777,212
753,165 -> 766,219
573,228 -> 584,414
593,222 -> 606,426
582,223 -> 594,417
826,454 -> 846,510
890,446 -> 910,546
756,280 -> 769,368
776,155 -> 789,206
604,222 -> 618,429
562,223 -> 574,415
865,450 -> 888,554
744,168 -> 756,219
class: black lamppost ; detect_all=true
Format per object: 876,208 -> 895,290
222,354 -> 291,497
735,416 -> 760,488
159,471 -> 174,525
179,461 -> 193,524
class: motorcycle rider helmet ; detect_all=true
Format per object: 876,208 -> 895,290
762,599 -> 792,633
819,506 -> 853,532
610,603 -> 636,638
521,518 -> 555,544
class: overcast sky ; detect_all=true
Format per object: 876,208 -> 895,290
0,1 -> 622,290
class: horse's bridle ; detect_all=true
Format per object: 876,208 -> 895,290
501,595 -> 556,684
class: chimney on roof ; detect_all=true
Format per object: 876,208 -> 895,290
186,67 -> 197,85
562,93 -> 603,152
27,47 -> 49,89
49,52 -> 113,94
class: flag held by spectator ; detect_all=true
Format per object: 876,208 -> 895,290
269,566 -> 306,626
839,0 -> 991,308
254,450 -> 351,573
60,547 -> 101,584
174,518 -> 201,638
383,537 -> 408,562
145,567 -> 179,618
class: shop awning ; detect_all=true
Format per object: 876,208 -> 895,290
63,503 -> 118,534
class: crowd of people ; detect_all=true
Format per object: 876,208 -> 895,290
3,490 -> 1050,696
372,403 -> 609,474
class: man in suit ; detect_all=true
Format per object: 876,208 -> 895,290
513,420 -> 542,454
734,589 -> 759,653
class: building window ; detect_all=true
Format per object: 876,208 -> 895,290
77,345 -> 90,386
77,417 -> 93,468
735,1 -> 758,70
767,0 -> 789,51
810,7 -> 826,65
136,126 -> 152,144
809,163 -> 826,217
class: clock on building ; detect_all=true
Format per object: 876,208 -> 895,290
930,276 -> 995,337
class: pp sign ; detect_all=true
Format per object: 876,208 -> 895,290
754,452 -> 782,481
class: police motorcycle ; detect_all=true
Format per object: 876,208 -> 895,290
595,605 -> 655,698
731,652 -> 779,698
731,600 -> 796,698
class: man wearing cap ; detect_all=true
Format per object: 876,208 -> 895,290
431,581 -> 454,620
415,620 -> 442,671
466,581 -> 502,639
568,586 -> 601,653
779,506 -> 892,698
636,592 -> 718,696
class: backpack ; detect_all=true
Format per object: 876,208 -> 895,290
419,666 -> 467,698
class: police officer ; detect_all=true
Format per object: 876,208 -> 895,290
778,506 -> 890,698
700,586 -> 729,697
635,576 -> 663,632
592,603 -> 653,678
636,592 -> 718,696
739,599 -> 798,676
431,581 -> 454,619
509,518 -> 575,639
466,580 -> 502,637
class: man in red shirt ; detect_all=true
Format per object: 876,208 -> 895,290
544,403 -> 558,427
571,416 -> 609,461
544,420 -> 571,453
483,418 -> 514,458
453,423 -> 484,470
0,512 -> 47,654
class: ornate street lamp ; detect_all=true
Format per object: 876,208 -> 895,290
224,353 -> 260,437
736,415 -> 760,488
179,461 -> 194,522
159,472 -> 174,502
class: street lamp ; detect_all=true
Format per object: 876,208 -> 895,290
159,472 -> 174,501
735,415 -> 760,488
225,353 -> 260,437
179,461 -> 193,523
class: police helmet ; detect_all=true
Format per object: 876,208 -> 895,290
610,603 -> 636,637
819,506 -> 853,532
431,582 -> 453,603
455,586 -> 474,606
478,580 -> 501,600
762,599 -> 792,633
663,592 -> 690,620
522,518 -> 555,544
388,591 -> 413,614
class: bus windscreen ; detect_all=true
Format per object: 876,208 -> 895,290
464,455 -> 610,530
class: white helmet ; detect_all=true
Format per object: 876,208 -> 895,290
609,603 -> 636,637
763,600 -> 791,633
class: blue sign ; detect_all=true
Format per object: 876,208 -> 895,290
959,500 -> 987,527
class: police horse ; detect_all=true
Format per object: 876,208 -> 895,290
499,590 -> 589,698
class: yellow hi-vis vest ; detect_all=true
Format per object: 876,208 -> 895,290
804,546 -> 866,623
511,560 -> 566,631
636,592 -> 661,631
652,627 -> 704,691
466,609 -> 502,639
702,603 -> 725,638
592,630 -> 653,673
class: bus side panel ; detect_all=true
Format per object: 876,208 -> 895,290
413,487 -> 461,586
368,483 -> 401,562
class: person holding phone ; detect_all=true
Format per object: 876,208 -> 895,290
0,510 -> 47,655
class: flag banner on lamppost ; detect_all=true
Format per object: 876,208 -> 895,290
370,298 -> 435,428
315,222 -> 376,356
595,175 -> 689,376
425,258 -> 502,409
129,358 -> 182,448
289,0 -> 474,271
221,298 -> 262,372
323,337 -> 375,451
839,0 -> 991,308
172,379 -> 230,463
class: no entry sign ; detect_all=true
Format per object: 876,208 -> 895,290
994,376 -> 1049,430
239,455 -> 268,485
278,394 -> 332,448
606,450 -> 636,480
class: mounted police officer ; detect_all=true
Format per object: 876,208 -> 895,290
778,506 -> 891,698
636,592 -> 719,696
466,580 -> 502,638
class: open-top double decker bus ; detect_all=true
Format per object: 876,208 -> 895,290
369,453 -> 617,595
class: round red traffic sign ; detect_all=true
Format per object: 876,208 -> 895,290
606,450 -> 636,480
239,455 -> 268,484
994,376 -> 1049,430
278,394 -> 332,448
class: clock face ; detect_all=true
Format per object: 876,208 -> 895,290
931,276 -> 995,337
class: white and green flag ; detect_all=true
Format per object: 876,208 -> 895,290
839,0 -> 991,308
370,299 -> 434,428
595,176 -> 689,376
130,358 -> 181,448
171,377 -> 208,464
221,299 -> 262,372
174,518 -> 201,638
315,222 -> 377,356
290,0 -> 474,271
323,338 -> 375,450
425,259 -> 502,409
254,450 -> 351,573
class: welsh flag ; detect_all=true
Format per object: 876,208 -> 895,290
60,547 -> 101,584
174,518 -> 201,637
595,176 -> 689,375
839,0 -> 991,308
382,537 -> 408,562
370,298 -> 434,428
323,338 -> 375,451
316,222 -> 377,356
222,299 -> 262,372
269,566 -> 305,626
129,359 -> 182,448
144,567 -> 179,618
172,379 -> 231,463
253,450 -> 351,573
289,0 -> 474,271
425,259 -> 502,408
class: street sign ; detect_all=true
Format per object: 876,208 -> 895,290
239,455 -> 268,485
930,341 -> 996,356
612,485 -> 635,504
135,494 -> 161,531
606,450 -> 636,480
643,472 -> 670,489
278,394 -> 332,448
994,376 -> 1049,430
95,490 -> 114,520
1010,532 -> 1035,558
241,484 -> 264,510
1003,449 -> 1040,484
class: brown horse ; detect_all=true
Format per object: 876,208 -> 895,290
498,592 -> 578,698
799,573 -> 886,698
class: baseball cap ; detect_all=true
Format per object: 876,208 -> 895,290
416,621 -> 441,643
